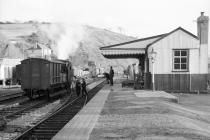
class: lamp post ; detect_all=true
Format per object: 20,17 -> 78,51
149,48 -> 157,91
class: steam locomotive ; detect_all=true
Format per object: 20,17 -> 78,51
17,58 -> 74,99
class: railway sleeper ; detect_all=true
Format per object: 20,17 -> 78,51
40,120 -> 68,124
45,119 -> 73,123
51,113 -> 79,117
37,125 -> 66,129
40,123 -> 67,126
32,131 -> 58,137
66,107 -> 82,110
47,117 -> 75,121
62,106 -> 82,109
30,135 -> 52,140
47,116 -> 74,120
31,134 -> 57,138
54,113 -> 79,117
65,108 -> 83,112
33,129 -> 58,133
64,109 -> 82,112
44,120 -> 70,122
34,129 -> 61,133
55,112 -> 80,115
48,117 -> 76,121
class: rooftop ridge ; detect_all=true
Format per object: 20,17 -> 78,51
100,33 -> 168,50
147,27 -> 198,48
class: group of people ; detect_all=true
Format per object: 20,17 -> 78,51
104,66 -> 114,86
73,76 -> 88,97
72,66 -> 114,98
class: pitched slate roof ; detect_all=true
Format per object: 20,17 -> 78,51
27,43 -> 51,50
100,33 -> 167,50
100,27 -> 198,54
0,43 -> 24,59
100,33 -> 168,55
146,27 -> 198,48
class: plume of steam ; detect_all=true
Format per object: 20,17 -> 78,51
56,23 -> 86,59
39,23 -> 86,60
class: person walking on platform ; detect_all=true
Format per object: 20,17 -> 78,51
103,72 -> 110,84
109,66 -> 114,86
81,78 -> 88,97
75,78 -> 81,97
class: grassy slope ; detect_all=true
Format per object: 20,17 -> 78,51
0,23 -> 138,71
74,25 -> 138,72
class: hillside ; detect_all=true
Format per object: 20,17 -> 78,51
0,23 -> 138,72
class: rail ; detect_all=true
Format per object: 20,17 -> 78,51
13,79 -> 105,140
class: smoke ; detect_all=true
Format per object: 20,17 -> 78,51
56,23 -> 86,59
39,22 -> 86,60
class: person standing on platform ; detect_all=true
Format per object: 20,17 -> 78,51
109,66 -> 114,86
75,78 -> 81,97
103,72 -> 110,84
81,78 -> 88,97
71,76 -> 77,94
138,64 -> 143,77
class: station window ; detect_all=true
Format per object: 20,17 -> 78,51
173,49 -> 189,71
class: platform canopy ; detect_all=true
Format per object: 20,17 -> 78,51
100,34 -> 167,59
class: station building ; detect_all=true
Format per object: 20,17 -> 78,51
26,43 -> 52,59
100,12 -> 209,92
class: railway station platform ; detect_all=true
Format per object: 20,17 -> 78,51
52,81 -> 210,140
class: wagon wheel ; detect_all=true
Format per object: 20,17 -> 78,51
65,82 -> 71,94
37,91 -> 41,98
47,89 -> 52,100
27,90 -> 35,100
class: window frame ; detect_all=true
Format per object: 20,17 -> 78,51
172,49 -> 189,72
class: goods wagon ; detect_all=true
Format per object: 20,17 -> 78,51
13,64 -> 22,85
20,58 -> 73,99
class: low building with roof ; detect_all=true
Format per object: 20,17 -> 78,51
0,41 -> 24,86
0,58 -> 22,86
100,12 -> 209,92
26,43 -> 52,59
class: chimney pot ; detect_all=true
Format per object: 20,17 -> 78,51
197,12 -> 209,44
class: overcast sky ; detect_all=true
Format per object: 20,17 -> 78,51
0,0 -> 209,38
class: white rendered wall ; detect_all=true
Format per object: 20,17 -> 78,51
189,49 -> 199,74
0,65 -> 5,80
148,29 -> 200,74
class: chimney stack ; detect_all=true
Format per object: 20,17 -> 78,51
197,12 -> 209,74
197,12 -> 209,44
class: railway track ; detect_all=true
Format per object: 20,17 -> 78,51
0,79 -> 101,121
0,89 -> 70,119
13,80 -> 105,140
0,92 -> 26,104
0,78 -> 99,104
0,100 -> 45,119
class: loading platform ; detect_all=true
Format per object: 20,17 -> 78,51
52,82 -> 210,140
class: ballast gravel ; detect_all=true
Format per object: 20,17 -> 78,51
0,100 -> 61,140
